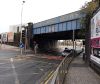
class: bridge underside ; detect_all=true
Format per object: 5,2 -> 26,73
32,29 -> 85,52
33,29 -> 84,40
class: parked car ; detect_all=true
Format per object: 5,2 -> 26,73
61,48 -> 72,57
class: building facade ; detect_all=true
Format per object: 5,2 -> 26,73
9,25 -> 21,33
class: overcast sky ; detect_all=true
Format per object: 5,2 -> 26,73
0,0 -> 91,33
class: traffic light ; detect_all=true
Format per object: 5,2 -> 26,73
0,34 -> 1,39
22,30 -> 25,38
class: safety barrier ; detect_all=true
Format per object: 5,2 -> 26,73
46,51 -> 75,84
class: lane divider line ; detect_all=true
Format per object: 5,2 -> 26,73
10,58 -> 20,84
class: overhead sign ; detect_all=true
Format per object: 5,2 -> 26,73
7,32 -> 14,42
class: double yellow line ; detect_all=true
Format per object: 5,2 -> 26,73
41,70 -> 54,84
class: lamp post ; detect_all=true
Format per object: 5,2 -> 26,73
72,28 -> 75,57
20,1 -> 25,55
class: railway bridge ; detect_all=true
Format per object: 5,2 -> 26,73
32,10 -> 85,50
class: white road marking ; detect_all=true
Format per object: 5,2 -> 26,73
10,58 -> 20,84
32,73 -> 39,74
0,63 -> 6,64
40,69 -> 44,71
17,73 -> 39,76
10,58 -> 13,62
0,67 -> 12,68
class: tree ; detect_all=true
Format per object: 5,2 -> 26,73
81,0 -> 99,29
81,0 -> 99,63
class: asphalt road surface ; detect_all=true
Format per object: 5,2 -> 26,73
0,44 -> 34,58
0,44 -> 61,84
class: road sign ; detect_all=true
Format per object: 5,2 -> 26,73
19,42 -> 24,48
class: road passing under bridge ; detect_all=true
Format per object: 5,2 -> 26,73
0,44 -> 61,84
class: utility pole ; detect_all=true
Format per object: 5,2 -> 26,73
20,1 -> 25,55
72,29 -> 75,57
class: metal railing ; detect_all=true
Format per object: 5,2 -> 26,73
46,52 -> 75,84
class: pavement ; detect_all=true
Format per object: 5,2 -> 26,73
64,53 -> 100,84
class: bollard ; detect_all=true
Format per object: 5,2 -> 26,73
83,53 -> 86,61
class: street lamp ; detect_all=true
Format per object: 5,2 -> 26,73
72,28 -> 75,57
20,1 -> 25,55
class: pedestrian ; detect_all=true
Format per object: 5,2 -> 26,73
33,41 -> 38,54
34,43 -> 38,54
